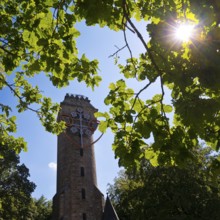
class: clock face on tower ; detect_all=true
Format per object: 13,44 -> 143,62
59,107 -> 99,147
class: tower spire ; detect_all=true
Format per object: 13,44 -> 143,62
102,195 -> 120,220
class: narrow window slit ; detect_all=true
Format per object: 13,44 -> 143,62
80,148 -> 83,156
81,188 -> 86,199
82,213 -> 87,220
81,167 -> 85,177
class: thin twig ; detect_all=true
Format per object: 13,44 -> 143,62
109,45 -> 127,58
131,79 -> 156,110
124,23 -> 135,33
0,45 -> 15,56
132,99 -> 162,129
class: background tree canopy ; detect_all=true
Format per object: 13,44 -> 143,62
108,147 -> 220,220
30,196 -> 52,220
1,0 -> 220,173
0,144 -> 52,219
0,144 -> 36,219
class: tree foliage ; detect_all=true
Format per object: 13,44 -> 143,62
0,145 -> 52,219
93,0 -> 220,171
0,144 -> 36,219
0,0 -> 101,154
1,0 -> 220,172
108,149 -> 220,220
30,196 -> 52,220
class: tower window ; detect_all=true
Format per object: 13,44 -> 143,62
82,213 -> 87,220
83,213 -> 86,220
81,188 -> 86,199
80,167 -> 85,177
80,148 -> 83,156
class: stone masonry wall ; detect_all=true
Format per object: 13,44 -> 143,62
52,94 -> 104,220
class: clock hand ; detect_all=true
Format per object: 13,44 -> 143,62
79,111 -> 84,149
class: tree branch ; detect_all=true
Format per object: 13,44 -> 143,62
1,77 -> 41,116
122,0 -> 170,129
122,0 -> 163,77
0,45 -> 15,56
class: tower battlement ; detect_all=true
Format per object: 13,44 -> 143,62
61,93 -> 97,111
65,93 -> 90,102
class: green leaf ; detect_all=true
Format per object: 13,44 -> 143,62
98,121 -> 108,133
163,105 -> 173,113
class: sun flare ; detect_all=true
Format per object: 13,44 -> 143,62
175,24 -> 195,42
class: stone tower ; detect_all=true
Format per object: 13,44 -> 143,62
52,94 -> 104,220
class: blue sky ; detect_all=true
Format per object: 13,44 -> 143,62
2,21 -> 152,199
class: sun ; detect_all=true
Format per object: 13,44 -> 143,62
175,23 -> 195,42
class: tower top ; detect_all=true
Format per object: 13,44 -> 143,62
65,93 -> 90,102
61,93 -> 97,111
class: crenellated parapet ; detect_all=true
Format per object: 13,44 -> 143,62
60,93 -> 97,111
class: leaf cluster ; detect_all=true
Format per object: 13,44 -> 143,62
0,0 -> 101,152
88,0 -> 220,172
